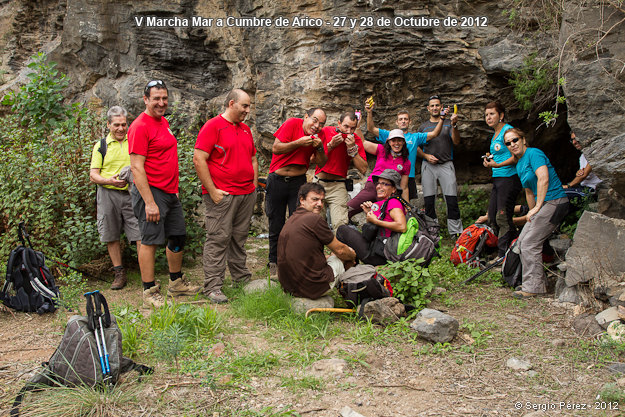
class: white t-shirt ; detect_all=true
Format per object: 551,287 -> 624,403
579,154 -> 602,189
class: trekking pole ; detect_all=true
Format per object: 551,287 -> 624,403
84,292 -> 108,377
93,291 -> 111,377
463,256 -> 504,285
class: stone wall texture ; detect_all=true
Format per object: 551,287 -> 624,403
0,0 -> 623,193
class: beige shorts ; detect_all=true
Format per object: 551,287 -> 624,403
96,186 -> 141,243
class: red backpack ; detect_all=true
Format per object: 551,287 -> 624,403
450,224 -> 498,266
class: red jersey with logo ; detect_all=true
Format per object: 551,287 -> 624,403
128,112 -> 179,194
315,126 -> 366,177
195,115 -> 256,195
269,117 -> 325,173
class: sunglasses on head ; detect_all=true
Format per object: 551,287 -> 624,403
144,80 -> 165,96
504,137 -> 520,146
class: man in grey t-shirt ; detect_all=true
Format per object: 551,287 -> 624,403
417,95 -> 463,238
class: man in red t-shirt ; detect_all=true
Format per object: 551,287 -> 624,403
316,111 -> 368,232
265,108 -> 328,277
128,80 -> 200,309
193,89 -> 258,304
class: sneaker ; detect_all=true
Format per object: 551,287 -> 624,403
167,275 -> 201,297
111,267 -> 127,290
143,284 -> 165,309
269,262 -> 278,281
207,289 -> 228,304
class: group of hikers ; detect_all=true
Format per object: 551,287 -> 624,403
91,80 -> 601,308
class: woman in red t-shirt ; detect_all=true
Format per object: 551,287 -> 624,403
337,169 -> 407,266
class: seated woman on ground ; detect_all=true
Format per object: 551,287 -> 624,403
346,129 -> 410,218
337,169 -> 407,266
504,128 -> 569,298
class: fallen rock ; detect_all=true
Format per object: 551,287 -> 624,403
506,358 -> 532,371
291,295 -> 334,315
558,285 -> 580,304
596,307 -> 621,329
309,358 -> 348,378
572,313 -> 604,337
549,237 -> 572,259
242,278 -> 279,294
339,406 -> 367,417
607,321 -> 625,342
607,362 -> 625,374
565,212 -> 625,286
410,308 -> 458,343
363,297 -> 406,325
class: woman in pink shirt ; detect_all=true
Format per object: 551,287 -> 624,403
347,129 -> 410,219
338,169 -> 407,266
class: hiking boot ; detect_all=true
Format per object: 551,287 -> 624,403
167,275 -> 201,297
207,289 -> 228,304
143,284 -> 165,309
269,262 -> 278,281
111,267 -> 127,290
513,290 -> 545,299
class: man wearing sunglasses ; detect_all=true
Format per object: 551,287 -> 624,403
128,80 -> 199,309
265,108 -> 328,279
416,95 -> 463,239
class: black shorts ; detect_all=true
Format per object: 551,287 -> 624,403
131,185 -> 186,246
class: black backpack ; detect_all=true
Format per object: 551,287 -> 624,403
502,238 -> 522,288
0,223 -> 60,314
337,264 -> 392,308
11,292 -> 152,417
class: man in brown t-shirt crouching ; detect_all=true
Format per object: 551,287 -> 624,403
277,183 -> 356,300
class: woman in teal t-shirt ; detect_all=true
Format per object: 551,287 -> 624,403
504,128 -> 569,298
482,101 -> 522,257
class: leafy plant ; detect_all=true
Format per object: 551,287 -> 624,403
150,322 -> 188,374
509,53 -> 558,112
55,270 -> 88,314
378,258 -> 434,309
1,52 -> 69,132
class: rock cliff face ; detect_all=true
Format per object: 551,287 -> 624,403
0,0 -> 623,196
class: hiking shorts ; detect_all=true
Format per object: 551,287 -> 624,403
96,186 -> 141,243
131,185 -> 186,246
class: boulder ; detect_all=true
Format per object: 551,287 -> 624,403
410,308 -> 458,344
565,212 -> 625,287
242,279 -> 279,294
572,313 -> 603,337
596,307 -> 621,329
291,295 -> 334,315
362,297 -> 406,326
548,237 -> 571,259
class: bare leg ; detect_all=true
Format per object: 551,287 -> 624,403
107,241 -> 123,267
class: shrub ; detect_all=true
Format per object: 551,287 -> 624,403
378,258 -> 434,309
0,53 -> 205,276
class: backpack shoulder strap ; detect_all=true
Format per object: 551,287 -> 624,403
98,136 -> 108,161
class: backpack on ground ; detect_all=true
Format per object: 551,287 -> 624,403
337,264 -> 392,308
380,198 -> 440,266
502,238 -> 522,288
450,223 -> 498,267
0,223 -> 60,314
11,291 -> 152,417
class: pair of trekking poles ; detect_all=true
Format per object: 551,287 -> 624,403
84,290 -> 112,383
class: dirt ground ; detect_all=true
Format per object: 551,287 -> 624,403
0,237 -> 623,417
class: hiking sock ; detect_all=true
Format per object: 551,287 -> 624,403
169,271 -> 183,282
113,265 -> 124,272
143,281 -> 156,291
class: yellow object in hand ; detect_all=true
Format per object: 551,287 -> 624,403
453,104 -> 458,114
